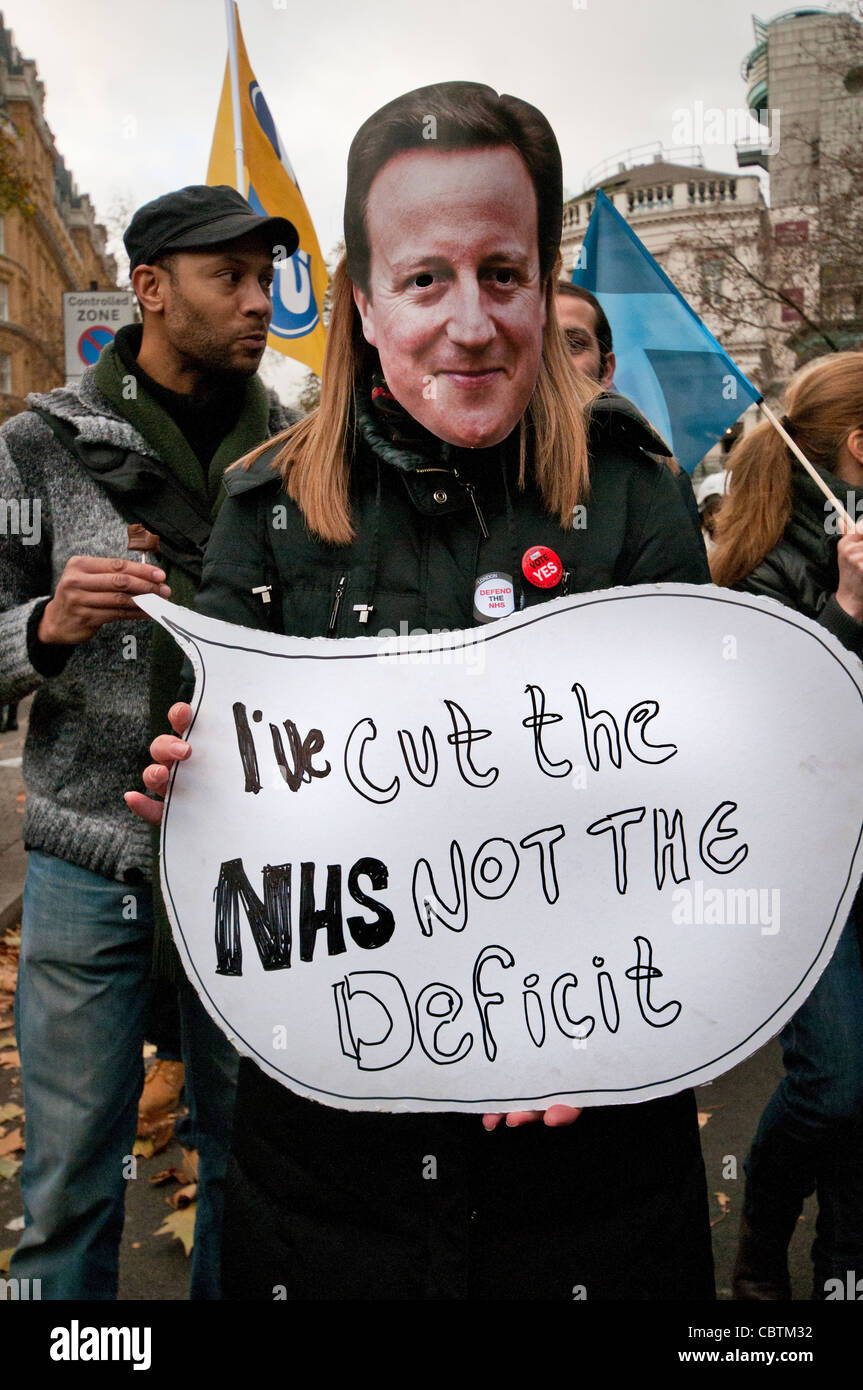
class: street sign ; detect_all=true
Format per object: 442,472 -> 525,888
63,291 -> 137,381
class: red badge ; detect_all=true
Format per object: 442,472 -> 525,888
522,545 -> 563,589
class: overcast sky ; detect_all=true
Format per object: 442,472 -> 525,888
9,0 -> 788,396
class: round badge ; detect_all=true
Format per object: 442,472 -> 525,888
522,545 -> 563,589
473,572 -> 516,623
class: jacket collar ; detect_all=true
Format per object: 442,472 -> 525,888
27,337 -> 285,512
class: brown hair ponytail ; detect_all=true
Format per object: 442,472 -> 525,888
710,351 -> 863,588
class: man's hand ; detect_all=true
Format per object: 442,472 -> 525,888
37,556 -> 171,645
124,703 -> 193,826
836,518 -> 863,623
482,1106 -> 583,1131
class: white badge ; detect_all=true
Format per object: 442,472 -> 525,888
473,571 -> 516,623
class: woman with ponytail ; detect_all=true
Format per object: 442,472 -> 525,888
713,352 -> 863,1301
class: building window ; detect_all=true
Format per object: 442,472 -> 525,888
0,281 -> 8,322
844,67 -> 863,94
775,220 -> 809,247
0,351 -> 11,393
701,259 -> 724,305
780,287 -> 804,323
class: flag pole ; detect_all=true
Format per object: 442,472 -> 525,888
758,400 -> 856,531
224,0 -> 245,193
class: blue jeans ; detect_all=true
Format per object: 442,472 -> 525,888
11,850 -> 152,1300
743,908 -> 863,1290
177,974 -> 239,1301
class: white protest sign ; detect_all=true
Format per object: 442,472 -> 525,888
137,586 -> 863,1113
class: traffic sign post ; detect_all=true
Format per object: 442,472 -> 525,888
63,291 -> 137,382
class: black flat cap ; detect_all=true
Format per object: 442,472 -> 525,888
124,185 -> 299,271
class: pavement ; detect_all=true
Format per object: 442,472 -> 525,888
0,699 -> 821,1299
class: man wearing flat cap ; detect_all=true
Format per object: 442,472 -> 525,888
0,186 -> 298,1299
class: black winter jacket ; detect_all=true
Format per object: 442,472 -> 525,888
741,464 -> 863,660
194,391 -> 715,1301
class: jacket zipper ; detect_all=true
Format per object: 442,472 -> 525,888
327,573 -> 347,635
413,466 -> 490,541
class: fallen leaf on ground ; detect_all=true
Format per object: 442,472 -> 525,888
0,1155 -> 21,1179
132,1241 -> 141,1249
15,792 -> 25,804
142,1043 -> 157,1058
133,1136 -> 155,1159
697,1105 -> 723,1129
0,1103 -> 24,1125
0,1128 -> 23,1156
154,1203 -> 196,1256
179,1148 -> 198,1183
166,1182 -> 198,1210
149,1165 -> 187,1187
0,1248 -> 12,1272
0,1033 -> 17,1050
710,1191 -> 732,1228
135,1115 -> 174,1155
0,1051 -> 20,1069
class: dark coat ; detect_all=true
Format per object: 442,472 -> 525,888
740,464 -> 863,660
194,390 -> 716,1301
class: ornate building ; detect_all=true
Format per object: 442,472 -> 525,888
559,147 -> 770,388
0,15 -> 116,421
560,8 -> 863,409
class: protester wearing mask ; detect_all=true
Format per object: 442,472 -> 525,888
129,82 -> 715,1301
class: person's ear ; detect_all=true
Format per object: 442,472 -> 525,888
847,427 -> 863,467
600,351 -> 616,389
352,282 -> 377,347
132,264 -> 170,316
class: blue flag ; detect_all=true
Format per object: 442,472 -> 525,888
571,189 -> 762,473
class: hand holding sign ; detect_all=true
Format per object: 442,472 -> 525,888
126,703 -> 192,824
131,585 -> 863,1115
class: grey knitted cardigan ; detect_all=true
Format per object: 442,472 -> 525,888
0,367 -> 292,885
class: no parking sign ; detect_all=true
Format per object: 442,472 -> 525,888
63,291 -> 137,382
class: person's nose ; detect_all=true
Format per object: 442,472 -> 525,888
446,276 -> 495,351
241,276 -> 274,323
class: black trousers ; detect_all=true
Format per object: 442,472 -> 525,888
221,1060 -> 715,1301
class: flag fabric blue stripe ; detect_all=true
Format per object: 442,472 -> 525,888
571,189 -> 762,472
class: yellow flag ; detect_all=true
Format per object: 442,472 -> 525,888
207,4 -> 327,375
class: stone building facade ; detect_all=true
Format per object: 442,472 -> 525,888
0,16 -> 116,422
559,150 -> 771,389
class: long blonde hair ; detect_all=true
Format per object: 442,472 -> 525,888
710,351 -> 863,587
243,256 -> 598,545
